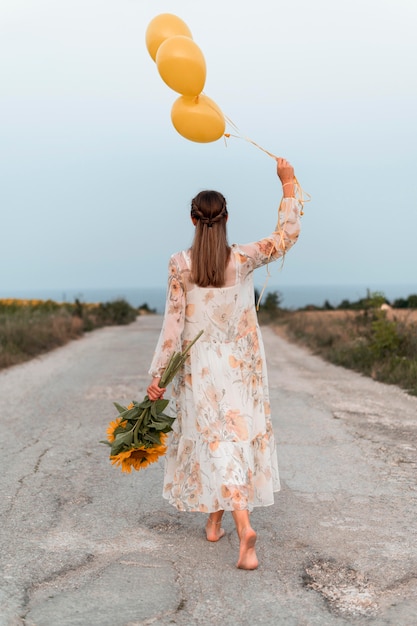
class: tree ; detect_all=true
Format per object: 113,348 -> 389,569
261,291 -> 282,312
407,294 -> 417,308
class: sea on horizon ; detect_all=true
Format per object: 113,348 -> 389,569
1,284 -> 417,314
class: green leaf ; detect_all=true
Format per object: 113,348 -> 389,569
113,402 -> 127,414
153,423 -> 174,433
153,412 -> 175,424
143,431 -> 163,445
114,405 -> 137,420
110,430 -> 134,455
113,424 -> 128,437
149,420 -> 168,431
137,398 -> 152,410
129,406 -> 144,419
158,410 -> 175,420
99,440 -> 112,447
114,430 -> 132,443
155,398 -> 170,413
149,413 -> 175,431
141,408 -> 152,428
150,401 -> 159,419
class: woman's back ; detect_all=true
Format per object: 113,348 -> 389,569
149,196 -> 300,376
175,247 -> 258,344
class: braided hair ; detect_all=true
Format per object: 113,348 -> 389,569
190,190 -> 231,287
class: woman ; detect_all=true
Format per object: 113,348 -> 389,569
147,158 -> 301,569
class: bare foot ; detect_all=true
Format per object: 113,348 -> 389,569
236,527 -> 258,570
205,518 -> 225,542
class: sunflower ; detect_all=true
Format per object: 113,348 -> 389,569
103,330 -> 203,473
110,433 -> 168,473
106,417 -> 128,443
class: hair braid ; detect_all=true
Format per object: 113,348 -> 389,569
190,191 -> 230,287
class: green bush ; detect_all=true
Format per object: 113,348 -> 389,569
96,299 -> 137,326
392,294 -> 417,308
369,314 -> 402,359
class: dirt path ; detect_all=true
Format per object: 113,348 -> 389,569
0,316 -> 416,625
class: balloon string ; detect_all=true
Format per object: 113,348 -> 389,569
219,112 -> 311,309
222,121 -> 311,310
223,114 -> 278,158
222,117 -> 311,215
256,264 -> 272,311
224,132 -> 277,160
255,199 -> 288,311
202,98 -> 311,213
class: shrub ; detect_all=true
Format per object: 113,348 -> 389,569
369,314 -> 402,359
138,302 -> 157,314
96,299 -> 137,326
271,308 -> 417,396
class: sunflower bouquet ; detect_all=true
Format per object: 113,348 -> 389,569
103,330 -> 203,473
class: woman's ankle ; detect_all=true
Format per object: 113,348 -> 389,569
231,510 -> 252,537
205,511 -> 225,542
207,511 -> 224,524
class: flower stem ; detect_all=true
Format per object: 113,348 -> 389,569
132,408 -> 149,446
159,329 -> 203,388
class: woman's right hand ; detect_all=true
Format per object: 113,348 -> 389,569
147,377 -> 166,401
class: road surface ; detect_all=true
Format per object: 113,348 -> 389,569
0,316 -> 416,625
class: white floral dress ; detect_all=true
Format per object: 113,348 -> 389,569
149,198 -> 301,512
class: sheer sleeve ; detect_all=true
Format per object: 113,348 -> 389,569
148,254 -> 186,378
236,197 -> 301,269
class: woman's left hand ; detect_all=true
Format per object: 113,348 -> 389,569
276,157 -> 294,184
147,377 -> 166,401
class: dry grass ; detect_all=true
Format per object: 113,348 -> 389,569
268,309 -> 417,396
0,310 -> 84,369
0,298 -> 138,370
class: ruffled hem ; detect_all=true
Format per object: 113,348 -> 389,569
162,433 -> 280,513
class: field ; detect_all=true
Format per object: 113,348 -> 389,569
0,298 -> 138,370
267,308 -> 417,396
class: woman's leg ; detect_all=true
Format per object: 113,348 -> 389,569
205,509 -> 225,542
232,510 -> 258,570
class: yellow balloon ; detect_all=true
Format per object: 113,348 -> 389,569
145,14 -> 192,62
156,36 -> 206,97
171,95 -> 225,143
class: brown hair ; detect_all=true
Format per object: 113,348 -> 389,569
190,190 -> 230,287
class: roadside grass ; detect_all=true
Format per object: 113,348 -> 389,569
0,298 -> 138,370
263,308 -> 417,396
4,293 -> 417,397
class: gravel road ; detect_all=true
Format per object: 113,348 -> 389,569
1,315 -> 416,626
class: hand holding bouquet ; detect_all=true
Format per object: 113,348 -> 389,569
103,330 -> 203,473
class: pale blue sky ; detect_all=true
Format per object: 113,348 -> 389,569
1,0 -> 416,295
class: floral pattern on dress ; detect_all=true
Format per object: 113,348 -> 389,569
149,198 -> 301,512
